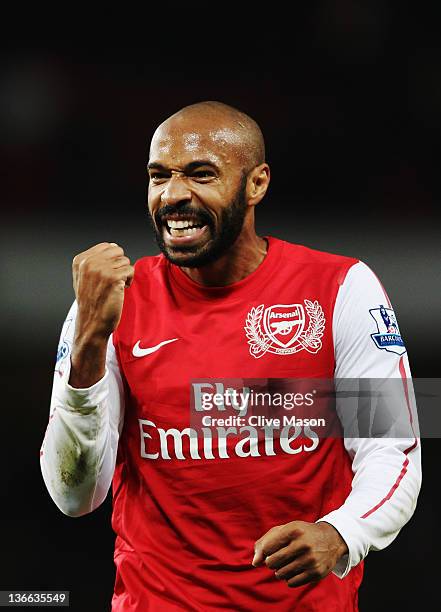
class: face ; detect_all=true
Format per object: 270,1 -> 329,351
147,118 -> 250,267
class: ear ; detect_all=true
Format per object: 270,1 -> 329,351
247,163 -> 271,207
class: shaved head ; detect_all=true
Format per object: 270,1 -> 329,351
151,101 -> 265,173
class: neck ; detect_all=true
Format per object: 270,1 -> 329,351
180,226 -> 268,287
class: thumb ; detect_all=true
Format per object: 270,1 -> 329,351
252,542 -> 265,567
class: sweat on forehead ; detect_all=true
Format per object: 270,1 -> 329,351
150,101 -> 265,171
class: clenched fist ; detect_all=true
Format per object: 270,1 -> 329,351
69,242 -> 134,388
252,520 -> 348,589
73,242 -> 134,340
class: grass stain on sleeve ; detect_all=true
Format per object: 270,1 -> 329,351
58,446 -> 89,488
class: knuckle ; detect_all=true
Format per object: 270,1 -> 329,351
261,545 -> 272,557
275,565 -> 288,578
302,554 -> 313,568
302,543 -> 313,555
72,253 -> 85,268
267,555 -> 283,570
105,268 -> 117,281
78,256 -> 90,270
96,242 -> 112,251
289,525 -> 304,538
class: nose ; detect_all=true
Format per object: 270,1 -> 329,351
161,174 -> 191,206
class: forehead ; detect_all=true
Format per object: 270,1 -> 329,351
149,117 -> 245,168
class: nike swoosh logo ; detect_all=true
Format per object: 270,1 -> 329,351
132,338 -> 179,357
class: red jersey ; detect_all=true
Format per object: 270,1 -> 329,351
111,236 -> 362,610
41,236 -> 421,612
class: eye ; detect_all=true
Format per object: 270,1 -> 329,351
149,172 -> 169,183
191,170 -> 215,181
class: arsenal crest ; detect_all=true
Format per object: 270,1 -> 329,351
244,301 -> 325,359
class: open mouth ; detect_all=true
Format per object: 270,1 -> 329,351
163,215 -> 208,238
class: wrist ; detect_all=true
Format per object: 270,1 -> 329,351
69,333 -> 109,389
317,521 -> 349,559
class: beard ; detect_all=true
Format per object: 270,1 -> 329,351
148,173 -> 248,268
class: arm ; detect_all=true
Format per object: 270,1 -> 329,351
253,262 -> 421,586
317,261 -> 422,577
40,243 -> 134,517
40,302 -> 125,517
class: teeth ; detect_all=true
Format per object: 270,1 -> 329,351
167,219 -> 200,229
170,227 -> 202,237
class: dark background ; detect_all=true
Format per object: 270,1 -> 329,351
1,3 -> 440,610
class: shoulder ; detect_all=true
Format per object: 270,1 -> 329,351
336,260 -> 391,304
273,237 -> 357,266
272,237 -> 359,282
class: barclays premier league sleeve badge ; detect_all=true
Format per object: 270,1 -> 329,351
369,305 -> 406,355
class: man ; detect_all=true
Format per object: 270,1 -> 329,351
41,101 -> 421,611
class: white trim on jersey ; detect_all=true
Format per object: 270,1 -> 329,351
317,262 -> 421,577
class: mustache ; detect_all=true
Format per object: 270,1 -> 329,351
155,204 -> 214,228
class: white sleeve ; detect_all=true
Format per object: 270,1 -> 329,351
40,301 -> 125,517
317,261 -> 422,578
